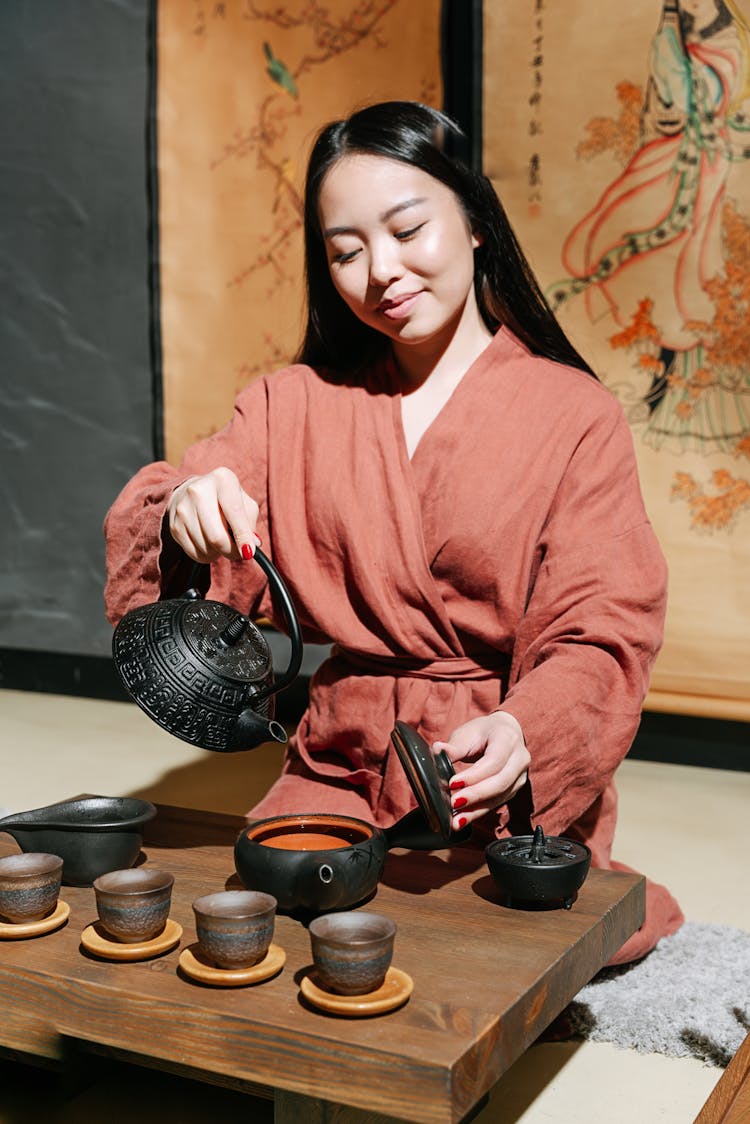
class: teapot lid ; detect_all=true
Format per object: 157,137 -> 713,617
390,722 -> 454,840
177,601 -> 271,682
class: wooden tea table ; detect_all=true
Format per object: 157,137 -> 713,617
0,803 -> 644,1124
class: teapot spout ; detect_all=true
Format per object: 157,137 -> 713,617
228,708 -> 288,752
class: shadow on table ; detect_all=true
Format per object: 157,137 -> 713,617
380,844 -> 486,895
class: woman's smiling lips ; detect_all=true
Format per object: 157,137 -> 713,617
377,292 -> 421,320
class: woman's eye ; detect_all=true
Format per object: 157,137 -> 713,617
395,223 -> 425,241
332,248 -> 360,264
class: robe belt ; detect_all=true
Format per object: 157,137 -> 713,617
331,645 -> 509,682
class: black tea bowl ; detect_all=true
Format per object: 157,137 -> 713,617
235,813 -> 387,915
0,797 -> 157,886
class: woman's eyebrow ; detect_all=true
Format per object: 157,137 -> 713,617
323,197 -> 427,239
381,196 -> 427,222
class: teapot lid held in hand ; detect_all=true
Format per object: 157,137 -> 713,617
390,722 -> 455,840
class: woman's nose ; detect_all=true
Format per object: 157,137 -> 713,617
368,239 -> 403,286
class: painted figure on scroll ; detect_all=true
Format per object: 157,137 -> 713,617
104,101 -> 683,963
549,0 -> 750,452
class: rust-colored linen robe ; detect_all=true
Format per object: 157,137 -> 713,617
104,328 -> 683,962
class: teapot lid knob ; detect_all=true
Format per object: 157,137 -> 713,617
216,615 -> 249,648
530,825 -> 546,864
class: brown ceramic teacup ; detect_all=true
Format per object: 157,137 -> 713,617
192,890 -> 277,969
308,910 -> 396,996
93,868 -> 174,943
0,853 -> 63,923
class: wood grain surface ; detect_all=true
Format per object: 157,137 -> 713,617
0,804 -> 645,1124
695,1030 -> 750,1124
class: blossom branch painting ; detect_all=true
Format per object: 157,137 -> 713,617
157,0 -> 440,458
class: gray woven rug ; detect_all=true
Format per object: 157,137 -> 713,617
565,922 -> 750,1067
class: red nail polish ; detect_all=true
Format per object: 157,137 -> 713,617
450,779 -> 465,792
452,796 -> 468,810
457,816 -> 467,829
241,543 -> 254,560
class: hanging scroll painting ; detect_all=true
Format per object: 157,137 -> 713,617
156,0 -> 442,463
484,0 -> 750,718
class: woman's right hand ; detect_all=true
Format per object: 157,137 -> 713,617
166,467 -> 261,564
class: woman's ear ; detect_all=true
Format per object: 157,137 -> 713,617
471,229 -> 484,250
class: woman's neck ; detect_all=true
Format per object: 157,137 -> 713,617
396,304 -> 495,459
393,302 -> 494,394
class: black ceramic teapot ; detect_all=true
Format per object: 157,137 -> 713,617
112,549 -> 303,752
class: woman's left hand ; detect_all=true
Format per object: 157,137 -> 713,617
433,712 -> 531,831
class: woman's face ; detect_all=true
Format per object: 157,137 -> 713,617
680,0 -> 721,28
317,154 -> 481,362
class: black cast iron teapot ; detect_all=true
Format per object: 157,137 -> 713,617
112,549 -> 303,752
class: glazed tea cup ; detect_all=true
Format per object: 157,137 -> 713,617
0,853 -> 63,923
308,910 -> 396,996
93,868 -> 174,943
192,890 -> 277,969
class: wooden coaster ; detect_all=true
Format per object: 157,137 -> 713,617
178,942 -> 286,987
300,967 -> 413,1017
80,918 -> 182,961
0,899 -> 70,939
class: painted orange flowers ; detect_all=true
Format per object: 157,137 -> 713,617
672,469 -> 750,530
576,81 -> 644,166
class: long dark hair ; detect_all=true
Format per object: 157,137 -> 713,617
297,100 -> 596,378
679,0 -> 732,41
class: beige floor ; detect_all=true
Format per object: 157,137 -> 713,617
1,689 -> 748,1123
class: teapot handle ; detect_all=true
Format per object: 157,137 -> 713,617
251,548 -> 303,700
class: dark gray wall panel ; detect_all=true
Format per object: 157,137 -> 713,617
0,0 -> 153,656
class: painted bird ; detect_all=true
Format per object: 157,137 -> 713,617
263,42 -> 298,98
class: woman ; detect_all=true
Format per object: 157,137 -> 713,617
550,0 -> 750,450
105,101 -> 683,963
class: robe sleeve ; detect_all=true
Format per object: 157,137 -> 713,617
498,396 -> 667,835
103,375 -> 271,627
